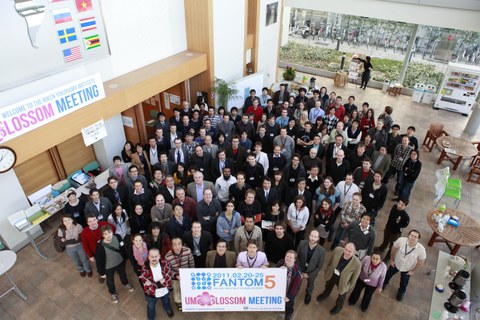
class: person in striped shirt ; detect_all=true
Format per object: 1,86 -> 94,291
164,237 -> 195,311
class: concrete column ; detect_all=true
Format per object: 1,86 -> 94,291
464,103 -> 480,135
398,24 -> 418,85
93,114 -> 127,170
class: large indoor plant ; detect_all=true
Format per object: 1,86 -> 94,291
283,66 -> 296,81
213,78 -> 240,108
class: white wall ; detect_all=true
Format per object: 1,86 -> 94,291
285,0 -> 480,32
93,114 -> 127,170
213,0 -> 246,82
0,0 -> 187,250
257,0 -> 283,86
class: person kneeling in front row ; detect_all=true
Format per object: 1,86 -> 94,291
140,248 -> 174,320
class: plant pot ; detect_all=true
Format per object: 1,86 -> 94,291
284,75 -> 295,81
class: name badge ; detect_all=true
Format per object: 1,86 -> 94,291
140,230 -> 145,234
399,157 -> 403,162
270,133 -> 274,137
364,279 -> 370,283
290,178 -> 295,182
273,167 -> 279,171
334,269 -> 340,276
98,214 -> 104,220
363,230 -> 369,235
282,148 -> 287,153
250,177 -> 255,180
369,193 -> 374,198
200,168 -> 204,171
307,170 -> 311,175
120,241 -> 124,246
73,212 -> 80,218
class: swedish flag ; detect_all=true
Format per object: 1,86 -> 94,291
58,28 -> 77,44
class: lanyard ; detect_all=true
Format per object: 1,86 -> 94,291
404,243 -> 416,256
367,264 -> 378,277
244,229 -> 254,241
295,209 -> 301,221
247,253 -> 258,268
344,183 -> 353,196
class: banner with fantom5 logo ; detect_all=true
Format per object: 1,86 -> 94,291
179,268 -> 287,312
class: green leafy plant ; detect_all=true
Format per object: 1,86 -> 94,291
213,78 -> 240,108
283,66 -> 296,80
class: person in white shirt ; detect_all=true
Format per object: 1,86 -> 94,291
287,195 -> 310,248
215,167 -> 237,204
253,142 -> 269,175
382,229 -> 426,302
335,173 -> 360,213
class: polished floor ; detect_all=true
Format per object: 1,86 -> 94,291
1,75 -> 479,320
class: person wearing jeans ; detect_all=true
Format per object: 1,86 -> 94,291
394,150 -> 421,202
59,215 -> 92,277
95,225 -> 135,303
382,230 -> 426,302
140,248 -> 174,319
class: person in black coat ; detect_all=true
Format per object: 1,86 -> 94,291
361,172 -> 387,226
167,204 -> 192,239
183,222 -> 213,268
326,150 -> 350,185
104,176 -> 129,209
325,136 -> 350,168
211,150 -> 235,181
268,146 -> 287,178
129,180 -> 153,214
225,135 -> 248,174
253,125 -> 274,154
285,178 -> 313,209
255,177 -> 278,216
282,155 -> 307,188
242,153 -> 264,189
144,221 -> 172,258
130,204 -> 152,236
190,145 -> 214,181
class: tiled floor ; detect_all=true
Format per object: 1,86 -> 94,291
1,75 -> 479,320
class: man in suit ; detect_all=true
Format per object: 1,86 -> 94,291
225,135 -> 248,174
316,243 -> 362,315
253,125 -> 274,155
183,221 -> 213,268
129,180 -> 154,213
205,239 -> 237,268
235,114 -> 255,140
285,178 -> 313,209
165,123 -> 183,152
267,145 -> 287,178
371,145 -> 392,178
154,112 -> 170,134
255,177 -> 277,216
326,134 -> 350,168
84,188 -> 113,222
108,156 -> 129,185
190,145 -> 214,181
153,153 -> 176,177
125,165 -> 149,193
273,83 -> 290,107
168,138 -> 189,167
211,149 -> 234,181
297,229 -> 325,305
216,114 -> 235,142
202,135 -> 218,159
145,136 -> 160,168
104,176 -> 129,208
158,175 -> 178,204
187,171 -> 217,203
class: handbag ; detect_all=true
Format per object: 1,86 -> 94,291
53,228 -> 65,253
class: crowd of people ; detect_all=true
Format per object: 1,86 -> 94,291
56,84 -> 426,319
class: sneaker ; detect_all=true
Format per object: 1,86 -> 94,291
80,271 -> 86,277
166,310 -> 174,318
125,283 -> 134,292
98,276 -> 106,284
176,302 -> 182,311
111,294 -> 119,304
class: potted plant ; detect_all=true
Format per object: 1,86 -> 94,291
212,78 -> 240,108
283,66 -> 296,81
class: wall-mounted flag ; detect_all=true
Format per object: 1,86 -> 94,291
79,16 -> 97,32
57,27 -> 77,44
63,46 -> 82,63
84,34 -> 100,50
52,8 -> 73,24
75,0 -> 93,12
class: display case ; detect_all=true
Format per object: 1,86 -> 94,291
434,63 -> 480,116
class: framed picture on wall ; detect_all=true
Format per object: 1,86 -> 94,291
266,2 -> 278,27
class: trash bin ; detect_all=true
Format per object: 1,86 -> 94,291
412,83 -> 425,103
382,80 -> 390,93
422,84 -> 437,104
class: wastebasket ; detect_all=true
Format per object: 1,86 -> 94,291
422,84 -> 437,104
382,80 -> 390,93
412,83 -> 425,103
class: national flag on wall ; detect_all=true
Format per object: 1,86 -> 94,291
75,0 -> 93,12
49,0 -> 67,3
84,34 -> 100,50
79,16 -> 97,32
52,8 -> 73,24
57,27 -> 77,44
63,46 -> 82,63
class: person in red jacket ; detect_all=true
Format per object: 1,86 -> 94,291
245,99 -> 263,124
140,248 -> 174,319
81,213 -> 116,283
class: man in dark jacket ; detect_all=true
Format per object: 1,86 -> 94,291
183,221 -> 213,268
361,172 -> 387,226
277,250 -> 302,320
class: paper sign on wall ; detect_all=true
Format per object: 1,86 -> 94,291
164,93 -> 170,109
81,119 -> 107,146
121,115 -> 134,128
169,93 -> 180,105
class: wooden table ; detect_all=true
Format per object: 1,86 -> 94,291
333,72 -> 347,87
387,86 -> 402,96
436,136 -> 478,170
0,251 -> 27,301
427,208 -> 480,255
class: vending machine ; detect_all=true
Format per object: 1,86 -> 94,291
434,63 -> 480,116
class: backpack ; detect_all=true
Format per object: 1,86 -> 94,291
53,227 -> 65,253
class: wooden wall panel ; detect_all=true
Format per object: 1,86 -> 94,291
121,107 -> 141,145
56,134 -> 96,174
5,51 -> 207,166
14,151 -> 60,196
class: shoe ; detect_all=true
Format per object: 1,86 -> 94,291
111,294 -> 119,304
304,294 -> 311,305
348,301 -> 354,306
285,313 -> 293,320
361,307 -> 367,312
125,283 -> 134,292
316,293 -> 327,302
176,302 -> 182,311
391,197 -> 399,202
396,292 -> 405,302
87,271 -> 93,277
98,276 -> 106,284
363,87 -> 366,90
80,271 -> 86,277
166,310 -> 174,318
329,306 -> 342,315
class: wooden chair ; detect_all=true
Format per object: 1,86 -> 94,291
469,141 -> 480,166
467,161 -> 480,184
423,123 -> 448,152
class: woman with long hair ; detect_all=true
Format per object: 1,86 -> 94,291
313,198 -> 334,246
360,108 -> 375,139
286,195 -> 310,247
107,204 -> 131,243
121,141 -> 134,163
315,176 -> 340,211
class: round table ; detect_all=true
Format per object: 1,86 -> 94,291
0,250 -> 27,300
427,208 -> 480,255
436,136 -> 478,170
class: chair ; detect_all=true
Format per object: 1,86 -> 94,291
467,162 -> 480,184
434,167 -> 461,209
469,141 -> 480,166
435,187 -> 462,209
145,109 -> 159,128
423,123 -> 448,152
82,160 -> 101,176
